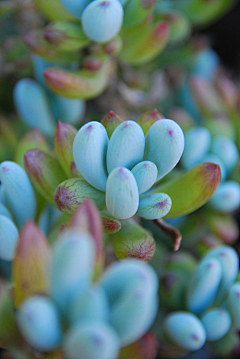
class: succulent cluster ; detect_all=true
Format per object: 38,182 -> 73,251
0,0 -> 239,358
158,245 -> 240,358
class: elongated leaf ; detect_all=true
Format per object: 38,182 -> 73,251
12,222 -> 51,307
24,149 -> 67,205
150,162 -> 221,218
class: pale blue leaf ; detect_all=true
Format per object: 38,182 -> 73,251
227,283 -> 240,330
69,286 -> 109,324
203,245 -> 239,303
0,215 -> 18,260
105,167 -> 139,219
187,258 -> 222,315
51,229 -> 95,313
210,181 -> 240,213
73,121 -> 109,191
201,308 -> 231,342
107,120 -> 145,174
0,161 -> 36,227
164,312 -> 206,351
82,0 -> 124,43
211,136 -> 239,173
50,94 -> 85,126
17,296 -> 62,351
137,193 -> 172,219
14,79 -> 56,136
131,161 -> 158,194
144,119 -> 184,180
181,126 -> 211,169
64,320 -> 120,359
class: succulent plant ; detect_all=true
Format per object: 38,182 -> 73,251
155,245 -> 240,358
0,200 -> 159,358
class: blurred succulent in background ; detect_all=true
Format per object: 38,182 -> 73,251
14,56 -> 86,136
0,200 -> 159,359
153,245 -> 240,358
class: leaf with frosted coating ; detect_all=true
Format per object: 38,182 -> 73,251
203,245 -> 239,303
201,308 -> 231,342
81,0 -> 123,43
51,94 -> 85,126
164,312 -> 206,351
64,320 -> 120,359
12,222 -> 51,307
51,229 -> 95,312
131,161 -> 158,194
17,296 -> 62,351
144,119 -> 184,180
73,121 -> 109,191
0,215 -> 18,261
211,136 -> 239,172
137,193 -> 172,220
54,178 -> 106,214
181,126 -> 211,169
107,121 -> 145,174
227,283 -> 240,330
69,286 -> 109,324
106,167 -> 139,220
150,162 -> 221,218
187,258 -> 222,315
14,79 -> 56,136
24,149 -> 66,205
0,161 -> 36,227
113,219 -> 155,262
210,181 -> 240,213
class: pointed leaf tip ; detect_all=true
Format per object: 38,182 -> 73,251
12,221 -> 51,307
151,162 -> 221,218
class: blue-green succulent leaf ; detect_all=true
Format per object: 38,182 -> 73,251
181,127 -> 211,169
0,203 -> 13,220
193,49 -> 219,80
210,181 -> 240,213
0,215 -> 18,261
110,285 -> 158,347
144,119 -> 184,180
69,286 -> 109,325
64,320 -> 120,359
50,94 -> 85,126
51,229 -> 95,313
131,161 -> 158,194
203,245 -> 239,302
14,79 -> 56,136
164,311 -> 206,351
0,161 -> 36,227
81,0 -> 124,43
105,167 -> 139,220
201,308 -> 231,342
211,136 -> 238,173
17,296 -> 62,351
73,121 -> 109,191
60,0 -> 91,18
227,283 -> 240,330
99,259 -> 158,308
187,258 -> 222,315
137,193 -> 172,219
107,121 -> 145,174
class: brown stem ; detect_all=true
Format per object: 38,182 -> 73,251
153,218 -> 182,251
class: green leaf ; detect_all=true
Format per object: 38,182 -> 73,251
150,162 -> 221,218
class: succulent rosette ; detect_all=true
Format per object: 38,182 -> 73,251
156,245 -> 240,358
55,118 -> 184,221
0,201 -> 159,358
